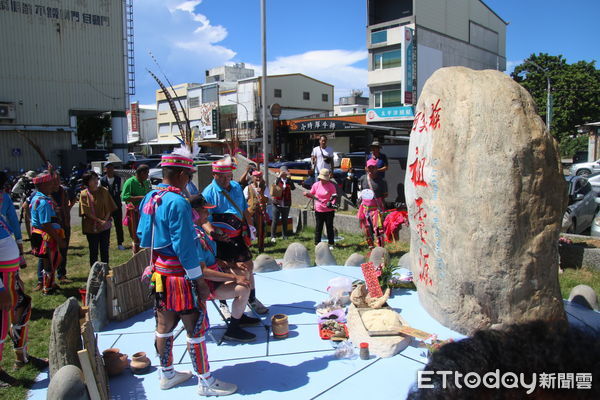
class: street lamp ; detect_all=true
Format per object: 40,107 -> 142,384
524,59 -> 552,133
228,99 -> 250,157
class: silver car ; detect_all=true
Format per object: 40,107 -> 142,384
569,159 -> 600,176
562,176 -> 600,234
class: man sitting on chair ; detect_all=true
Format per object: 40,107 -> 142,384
190,195 -> 260,342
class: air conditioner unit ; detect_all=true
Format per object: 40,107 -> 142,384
0,102 -> 16,120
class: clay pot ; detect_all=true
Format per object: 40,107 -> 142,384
271,313 -> 289,339
130,351 -> 151,375
102,348 -> 128,376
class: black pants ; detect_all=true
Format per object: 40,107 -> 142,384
271,205 -> 290,238
86,229 -> 111,266
113,206 -> 124,245
314,211 -> 335,245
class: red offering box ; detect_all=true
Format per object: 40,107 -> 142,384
318,322 -> 349,340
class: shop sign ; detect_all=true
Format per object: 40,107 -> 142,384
289,119 -> 354,132
0,1 -> 111,27
367,106 -> 414,122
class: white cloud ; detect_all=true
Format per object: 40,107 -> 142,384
132,2 -> 368,105
246,49 -> 368,102
133,0 -> 236,103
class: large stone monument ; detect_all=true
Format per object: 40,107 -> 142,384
404,67 -> 566,335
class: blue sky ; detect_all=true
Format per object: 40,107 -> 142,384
132,0 -> 599,106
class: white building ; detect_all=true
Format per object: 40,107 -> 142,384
205,63 -> 255,84
366,0 -> 507,129
333,90 -> 369,116
127,102 -> 157,151
236,73 -> 334,155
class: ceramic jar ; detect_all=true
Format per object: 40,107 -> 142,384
271,313 -> 289,339
130,351 -> 151,374
102,348 -> 128,376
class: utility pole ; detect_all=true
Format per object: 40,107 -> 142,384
261,0 -> 269,189
525,59 -> 552,134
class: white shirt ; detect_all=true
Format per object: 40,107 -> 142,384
311,145 -> 334,173
243,184 -> 270,200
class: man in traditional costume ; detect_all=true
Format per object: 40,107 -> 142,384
138,147 -> 237,396
202,156 -> 269,317
30,171 -> 66,295
190,195 -> 260,342
357,159 -> 388,248
243,170 -> 270,253
0,176 -> 48,387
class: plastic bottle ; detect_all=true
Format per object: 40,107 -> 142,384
359,342 -> 370,360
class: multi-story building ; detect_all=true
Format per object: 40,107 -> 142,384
205,63 -> 255,84
236,73 -> 334,155
333,90 -> 369,116
366,0 -> 507,130
0,0 -> 132,169
127,102 -> 157,150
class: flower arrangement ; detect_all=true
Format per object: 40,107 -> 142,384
375,263 -> 400,292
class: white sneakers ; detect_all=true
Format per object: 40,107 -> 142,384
160,370 -> 237,396
270,237 -> 277,243
219,303 -> 232,320
198,377 -> 237,396
160,370 -> 193,390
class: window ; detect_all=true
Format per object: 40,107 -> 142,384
303,92 -> 310,100
158,123 -> 170,135
371,30 -> 387,44
188,97 -> 200,108
373,49 -> 401,70
274,89 -> 282,98
322,93 -> 328,102
374,89 -> 402,108
202,86 -> 217,103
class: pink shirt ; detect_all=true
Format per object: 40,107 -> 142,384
310,180 -> 337,212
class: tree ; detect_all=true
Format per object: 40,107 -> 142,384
511,54 -> 600,156
77,114 -> 111,149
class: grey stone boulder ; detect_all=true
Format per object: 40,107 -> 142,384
404,67 -> 566,335
368,246 -> 390,267
282,242 -> 312,269
344,253 -> 366,267
315,242 -> 337,266
87,262 -> 109,332
47,364 -> 89,400
49,297 -> 83,377
398,253 -> 411,270
254,254 -> 281,272
568,285 -> 598,310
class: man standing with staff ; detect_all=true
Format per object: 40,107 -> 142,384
202,156 -> 269,317
137,147 -> 237,396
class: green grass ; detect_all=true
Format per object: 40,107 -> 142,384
1,225 -> 598,400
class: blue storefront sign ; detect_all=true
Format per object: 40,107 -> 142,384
366,106 -> 414,122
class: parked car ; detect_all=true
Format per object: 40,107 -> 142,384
127,158 -> 162,170
591,211 -> 600,237
586,172 -> 600,195
569,158 -> 600,176
127,152 -> 144,162
562,176 -> 600,234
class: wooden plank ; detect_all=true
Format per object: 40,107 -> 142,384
77,349 -> 102,400
105,272 -> 116,320
80,318 -> 109,400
